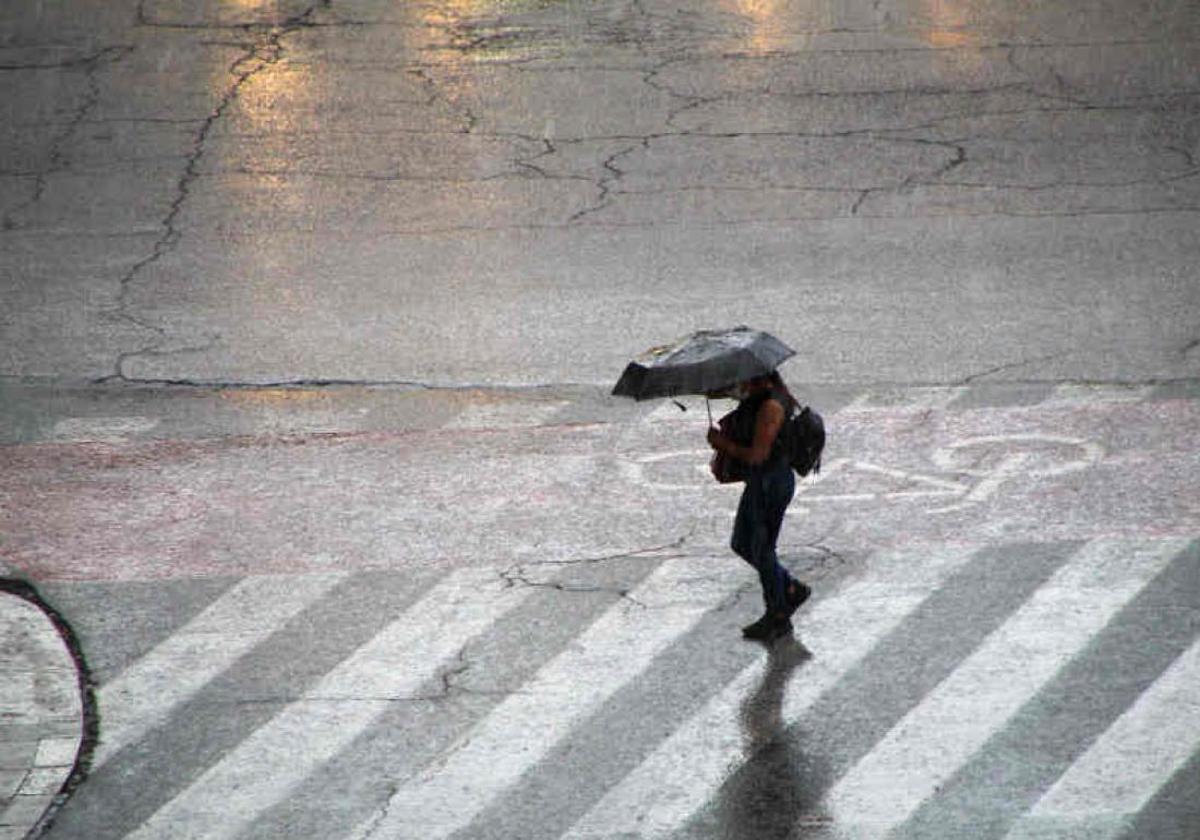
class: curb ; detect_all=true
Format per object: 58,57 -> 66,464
0,580 -> 96,840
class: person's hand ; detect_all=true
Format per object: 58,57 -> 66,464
707,427 -> 723,451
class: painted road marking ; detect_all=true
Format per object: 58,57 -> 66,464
823,537 -> 1190,835
25,538 -> 1200,839
929,434 -> 1104,512
624,452 -> 972,503
94,573 -> 347,769
561,545 -> 979,840
347,555 -> 743,840
49,416 -> 161,442
1045,384 -> 1157,406
840,386 -> 968,413
796,458 -> 966,504
6,384 -> 1192,582
121,567 -> 531,840
799,435 -> 1103,513
622,432 -> 1105,513
1002,635 -> 1200,840
445,398 -> 569,429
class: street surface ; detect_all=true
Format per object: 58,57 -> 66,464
3,382 -> 1199,840
2,0 -> 1199,838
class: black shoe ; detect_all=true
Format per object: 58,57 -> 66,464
742,612 -> 772,638
742,613 -> 793,642
784,581 -> 812,617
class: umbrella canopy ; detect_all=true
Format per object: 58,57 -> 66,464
611,326 -> 795,401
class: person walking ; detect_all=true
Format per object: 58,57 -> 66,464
706,371 -> 811,642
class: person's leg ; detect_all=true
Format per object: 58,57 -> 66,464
753,466 -> 795,615
732,479 -> 777,611
734,469 -> 804,640
763,467 -> 808,612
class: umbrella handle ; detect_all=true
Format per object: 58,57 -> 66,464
706,397 -> 713,427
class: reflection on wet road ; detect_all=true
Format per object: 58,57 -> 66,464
4,0 -> 1197,386
715,638 -> 827,840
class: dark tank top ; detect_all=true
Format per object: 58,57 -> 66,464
727,389 -> 791,472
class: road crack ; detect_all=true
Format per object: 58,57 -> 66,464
956,351 -> 1074,384
2,45 -> 132,231
499,564 -> 651,608
567,138 -> 647,223
103,6 -> 323,385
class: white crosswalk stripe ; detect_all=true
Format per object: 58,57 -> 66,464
95,572 -> 348,768
562,544 -> 979,840
345,555 -> 744,840
824,537 -> 1191,836
61,536 -> 1199,840
122,567 -> 532,840
1003,634 -> 1200,840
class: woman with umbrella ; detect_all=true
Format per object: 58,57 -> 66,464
612,327 -> 812,643
706,370 -> 811,641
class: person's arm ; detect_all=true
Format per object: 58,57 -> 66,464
707,399 -> 784,465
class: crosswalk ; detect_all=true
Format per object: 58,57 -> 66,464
1003,635 -> 1200,840
822,538 -> 1189,836
43,537 -> 1200,839
349,557 -> 740,840
563,544 -> 980,839
94,573 -> 349,769
123,568 -> 534,840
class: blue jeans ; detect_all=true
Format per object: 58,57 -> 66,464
731,461 -> 796,614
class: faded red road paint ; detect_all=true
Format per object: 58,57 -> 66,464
1,400 -> 1196,581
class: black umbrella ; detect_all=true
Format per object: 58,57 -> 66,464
611,327 -> 795,419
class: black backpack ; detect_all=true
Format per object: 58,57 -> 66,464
785,405 -> 825,477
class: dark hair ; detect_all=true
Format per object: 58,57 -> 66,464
767,371 -> 798,411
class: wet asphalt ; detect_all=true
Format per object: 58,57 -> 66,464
2,0 -> 1199,838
